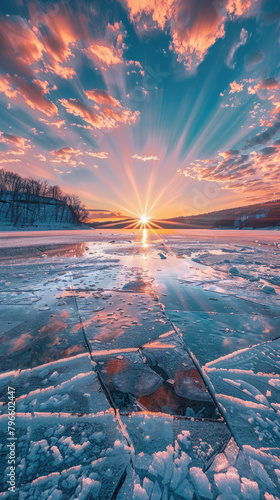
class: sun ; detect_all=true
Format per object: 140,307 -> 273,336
140,214 -> 149,225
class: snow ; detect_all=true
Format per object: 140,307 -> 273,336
0,229 -> 279,498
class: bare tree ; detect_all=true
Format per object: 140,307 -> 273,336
0,169 -> 88,227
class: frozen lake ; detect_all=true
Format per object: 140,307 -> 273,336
0,229 -> 279,499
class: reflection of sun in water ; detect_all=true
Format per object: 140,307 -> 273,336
142,227 -> 148,248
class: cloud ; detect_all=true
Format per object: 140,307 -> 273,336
0,158 -> 21,164
12,76 -> 58,116
86,21 -> 127,67
0,16 -> 44,78
258,77 -> 280,90
60,98 -> 104,128
0,76 -> 17,99
39,118 -> 65,129
244,121 -> 280,148
0,133 -> 30,149
0,8 -> 81,82
132,154 -> 160,161
248,77 -> 280,95
50,146 -> 83,166
85,89 -> 121,107
34,154 -> 47,162
87,209 -> 126,219
0,74 -> 58,116
86,152 -> 109,159
87,43 -> 124,66
60,98 -> 140,130
229,81 -> 244,93
29,3 -> 89,79
124,0 -> 259,72
179,128 -> 280,199
181,152 -> 255,185
226,28 -> 248,69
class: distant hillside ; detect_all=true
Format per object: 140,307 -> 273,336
0,170 -> 88,229
162,199 -> 280,229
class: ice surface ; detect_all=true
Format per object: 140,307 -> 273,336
74,289 -> 172,351
0,412 -> 130,498
0,230 -> 279,498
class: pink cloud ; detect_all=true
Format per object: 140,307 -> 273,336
50,146 -> 83,166
39,118 -> 65,129
0,133 -> 30,149
179,141 -> 280,199
248,77 -> 280,95
86,152 -> 110,159
132,154 -> 160,161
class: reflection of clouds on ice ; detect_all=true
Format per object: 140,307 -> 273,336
0,230 -> 279,498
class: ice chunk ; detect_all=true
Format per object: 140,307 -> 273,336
174,479 -> 194,499
189,467 -> 213,498
211,453 -> 229,472
112,366 -> 163,397
241,477 -> 260,500
75,477 -> 101,499
249,458 -> 275,488
133,483 -> 149,499
47,490 -> 63,500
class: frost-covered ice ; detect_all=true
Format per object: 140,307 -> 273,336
0,229 -> 279,498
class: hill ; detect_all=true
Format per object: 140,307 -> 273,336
161,199 -> 280,229
0,170 -> 88,229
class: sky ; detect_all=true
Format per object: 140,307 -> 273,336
0,0 -> 279,220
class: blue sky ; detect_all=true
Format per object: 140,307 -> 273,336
0,0 -> 279,219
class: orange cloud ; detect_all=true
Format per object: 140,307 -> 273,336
87,42 -> 123,66
0,16 -> 44,78
12,76 -> 58,116
124,0 -> 259,71
229,81 -> 244,93
60,97 -> 140,129
85,89 -> 121,107
60,98 -> 104,128
0,76 -> 17,99
0,73 -> 58,117
29,3 -> 89,78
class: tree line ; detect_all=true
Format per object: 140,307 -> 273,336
0,169 -> 88,227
